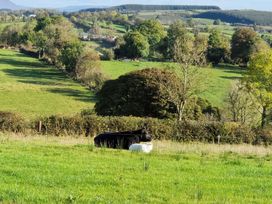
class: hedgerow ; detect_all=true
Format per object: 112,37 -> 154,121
0,111 -> 265,145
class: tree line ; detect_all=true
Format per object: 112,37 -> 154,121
114,19 -> 270,66
194,10 -> 272,26
109,4 -> 221,12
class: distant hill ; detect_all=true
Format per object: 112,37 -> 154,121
0,0 -> 20,10
59,5 -> 107,12
110,4 -> 221,11
194,10 -> 272,25
81,4 -> 220,13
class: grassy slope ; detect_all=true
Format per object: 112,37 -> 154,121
0,49 -> 243,118
0,49 -> 94,118
101,61 -> 244,107
0,137 -> 271,203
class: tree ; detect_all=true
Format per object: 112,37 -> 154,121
245,50 -> 272,127
20,20 -> 36,48
0,24 -> 23,47
163,20 -> 187,59
75,48 -> 106,90
231,27 -> 269,65
119,31 -> 149,59
35,17 -> 52,32
227,82 -> 258,125
137,19 -> 166,56
90,19 -> 101,35
207,29 -> 230,65
171,33 -> 207,121
33,31 -> 47,59
95,68 -> 182,118
37,16 -> 79,66
59,42 -> 83,73
213,19 -> 221,25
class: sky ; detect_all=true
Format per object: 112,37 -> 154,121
12,0 -> 272,11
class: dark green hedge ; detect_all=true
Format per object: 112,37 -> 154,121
0,112 -> 27,133
0,111 -> 266,145
35,115 -> 257,144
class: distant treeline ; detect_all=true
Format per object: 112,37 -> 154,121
82,4 -> 221,12
110,4 -> 220,11
194,10 -> 272,25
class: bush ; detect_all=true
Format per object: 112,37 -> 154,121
101,49 -> 115,60
174,121 -> 254,144
95,68 -> 181,119
254,127 -> 272,145
36,115 -> 256,144
37,115 -> 85,136
0,112 -> 27,133
0,110 -> 257,144
75,48 -> 107,91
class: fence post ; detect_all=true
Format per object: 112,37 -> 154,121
38,121 -> 42,133
217,135 -> 221,145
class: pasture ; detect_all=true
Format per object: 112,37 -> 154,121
0,134 -> 271,203
0,49 -> 243,118
0,49 -> 94,118
101,61 -> 244,107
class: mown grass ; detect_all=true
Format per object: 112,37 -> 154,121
0,135 -> 271,203
101,61 -> 244,107
0,49 -> 94,118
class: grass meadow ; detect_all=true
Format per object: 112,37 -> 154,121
0,49 -> 243,118
0,134 -> 272,203
0,49 -> 94,118
101,61 -> 244,107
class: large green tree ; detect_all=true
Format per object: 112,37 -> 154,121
119,31 -> 150,59
95,68 -> 181,118
231,27 -> 269,65
59,42 -> 83,73
245,49 -> 272,127
0,24 -> 23,47
173,33 -> 207,121
163,20 -> 187,59
207,29 -> 230,65
137,19 -> 166,56
36,16 -> 80,66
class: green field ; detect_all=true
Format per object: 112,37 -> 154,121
101,61 -> 244,107
0,135 -> 271,203
0,49 -> 94,118
0,49 -> 243,118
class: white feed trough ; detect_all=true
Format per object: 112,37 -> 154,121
129,143 -> 153,153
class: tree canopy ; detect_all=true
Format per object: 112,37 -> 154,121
231,28 -> 265,65
118,31 -> 150,59
245,49 -> 272,127
95,68 -> 181,118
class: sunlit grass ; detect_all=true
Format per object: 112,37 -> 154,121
101,61 -> 244,107
0,49 -> 94,119
0,134 -> 271,203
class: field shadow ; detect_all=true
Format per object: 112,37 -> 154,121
0,51 -> 26,58
17,80 -> 71,87
2,67 -> 95,103
215,64 -> 246,80
220,76 -> 243,80
3,68 -> 67,81
216,64 -> 246,74
47,88 -> 96,103
0,58 -> 48,68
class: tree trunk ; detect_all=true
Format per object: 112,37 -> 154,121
178,100 -> 186,121
261,106 -> 268,128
